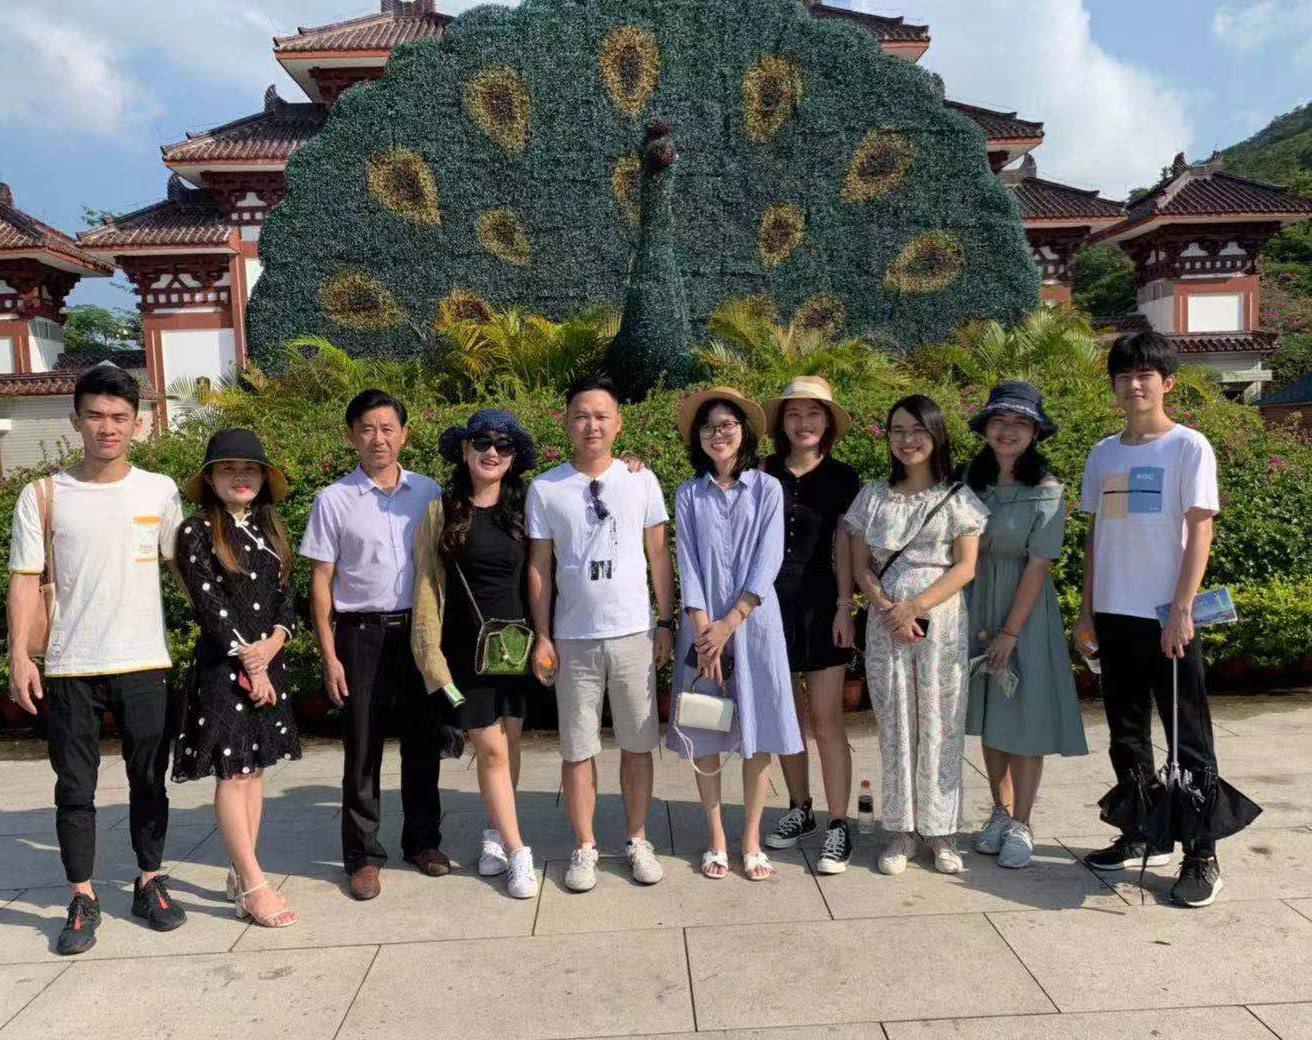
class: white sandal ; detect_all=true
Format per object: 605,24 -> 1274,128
236,881 -> 297,928
742,851 -> 773,881
225,864 -> 240,903
701,850 -> 729,879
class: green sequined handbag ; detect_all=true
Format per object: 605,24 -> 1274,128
454,562 -> 533,677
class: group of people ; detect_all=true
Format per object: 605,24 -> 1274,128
4,329 -> 1227,957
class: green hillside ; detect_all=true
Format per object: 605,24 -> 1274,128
1223,101 -> 1312,193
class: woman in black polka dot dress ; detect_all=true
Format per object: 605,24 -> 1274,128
172,429 -> 301,928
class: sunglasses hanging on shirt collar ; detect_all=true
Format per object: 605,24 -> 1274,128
589,479 -> 610,521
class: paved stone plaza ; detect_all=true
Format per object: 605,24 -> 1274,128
1,693 -> 1311,1039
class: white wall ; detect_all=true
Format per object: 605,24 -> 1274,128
0,397 -> 157,477
1187,293 -> 1244,333
28,318 -> 64,372
160,328 -> 236,428
1139,295 -> 1175,333
0,335 -> 14,374
244,257 -> 264,298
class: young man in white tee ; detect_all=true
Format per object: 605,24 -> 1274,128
1073,331 -> 1223,907
6,364 -> 187,954
527,375 -> 676,892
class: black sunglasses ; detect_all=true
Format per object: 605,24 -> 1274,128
468,433 -> 517,457
589,479 -> 610,521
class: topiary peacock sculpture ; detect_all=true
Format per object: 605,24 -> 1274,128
247,0 -> 1040,392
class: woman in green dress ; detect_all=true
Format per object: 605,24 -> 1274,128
963,383 -> 1087,869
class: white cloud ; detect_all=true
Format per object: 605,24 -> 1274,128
1213,0 -> 1312,66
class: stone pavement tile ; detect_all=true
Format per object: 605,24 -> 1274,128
0,824 -> 209,889
989,900 -> 1312,1011
233,862 -> 541,951
685,916 -> 1053,1030
884,1005 -> 1277,1039
440,797 -> 672,862
534,850 -> 827,935
0,964 -> 66,1028
183,814 -> 352,877
623,1028 -> 874,1040
961,783 -> 1115,840
337,928 -> 694,1040
0,785 -> 127,836
1220,774 -> 1312,831
1291,899 -> 1312,925
809,840 -> 1122,918
1058,828 -> 1312,906
1248,1002 -> 1312,1040
1209,695 -> 1312,737
1208,733 -> 1312,777
0,944 -> 376,1040
0,860 -> 256,965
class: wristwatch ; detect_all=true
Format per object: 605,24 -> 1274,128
655,617 -> 676,632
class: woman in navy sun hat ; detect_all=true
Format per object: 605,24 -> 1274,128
968,382 -> 1058,441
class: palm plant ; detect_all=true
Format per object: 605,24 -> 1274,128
915,306 -> 1105,388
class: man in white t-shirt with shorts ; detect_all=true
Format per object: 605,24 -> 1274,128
7,364 -> 186,954
527,375 -> 676,893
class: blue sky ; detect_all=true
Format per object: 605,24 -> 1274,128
1,0 -> 1307,311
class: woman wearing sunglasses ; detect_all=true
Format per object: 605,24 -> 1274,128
412,409 -> 540,899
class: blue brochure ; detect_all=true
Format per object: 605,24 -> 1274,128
1155,587 -> 1238,629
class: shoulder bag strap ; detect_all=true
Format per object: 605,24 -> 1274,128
876,482 -> 963,581
451,560 -> 486,629
34,477 -> 55,585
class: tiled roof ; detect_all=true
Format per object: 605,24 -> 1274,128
0,369 -> 158,400
54,349 -> 146,371
1166,331 -> 1278,355
79,179 -> 232,251
946,101 -> 1044,142
0,183 -> 113,275
1126,156 -> 1312,221
274,0 -> 449,53
807,2 -> 930,42
162,89 -> 324,164
1258,370 -> 1312,406
1010,176 -> 1124,222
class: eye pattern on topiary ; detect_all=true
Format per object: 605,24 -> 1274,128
842,129 -> 915,203
477,208 -> 532,266
366,147 -> 441,225
612,155 -> 642,226
743,56 -> 802,143
792,292 -> 847,335
885,231 -> 964,293
600,26 -> 660,118
320,270 -> 404,330
759,203 -> 806,268
464,66 -> 531,157
435,289 -> 495,327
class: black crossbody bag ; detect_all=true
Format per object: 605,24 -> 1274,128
875,482 -> 964,637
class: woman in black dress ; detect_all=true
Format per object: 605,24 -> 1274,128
173,429 -> 301,928
412,409 -> 539,899
760,377 -> 861,873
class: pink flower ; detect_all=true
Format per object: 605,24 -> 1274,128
545,448 -> 561,461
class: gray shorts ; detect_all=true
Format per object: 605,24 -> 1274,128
556,630 -> 658,761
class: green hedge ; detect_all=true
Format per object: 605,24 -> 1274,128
247,0 -> 1038,371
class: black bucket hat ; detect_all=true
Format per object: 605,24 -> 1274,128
438,408 -> 537,473
968,381 -> 1058,441
183,428 -> 289,503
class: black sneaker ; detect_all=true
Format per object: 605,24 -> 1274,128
1084,835 -> 1172,871
132,875 -> 186,932
56,893 -> 101,956
1171,855 -> 1223,907
764,800 -> 817,849
815,819 -> 852,875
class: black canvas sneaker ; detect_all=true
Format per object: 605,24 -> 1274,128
132,875 -> 186,931
815,819 -> 853,875
764,800 -> 817,849
56,893 -> 101,956
1084,835 -> 1172,871
1171,855 -> 1223,907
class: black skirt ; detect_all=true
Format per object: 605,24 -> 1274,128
776,564 -> 853,673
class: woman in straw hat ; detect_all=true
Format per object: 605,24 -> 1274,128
668,387 -> 802,881
173,429 -> 300,928
759,376 -> 861,874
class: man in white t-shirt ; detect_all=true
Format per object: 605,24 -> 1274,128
1073,332 -> 1223,908
527,375 -> 676,893
6,364 -> 187,955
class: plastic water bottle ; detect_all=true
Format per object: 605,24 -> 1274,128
857,779 -> 875,834
1083,651 -> 1102,676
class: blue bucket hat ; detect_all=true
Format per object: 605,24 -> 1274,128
968,381 -> 1058,441
438,408 -> 537,473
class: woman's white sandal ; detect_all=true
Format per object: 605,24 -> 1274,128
701,850 -> 729,879
236,881 -> 297,928
743,851 -> 773,881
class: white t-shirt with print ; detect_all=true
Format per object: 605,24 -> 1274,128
1080,424 -> 1219,619
526,460 -> 668,640
9,467 -> 185,676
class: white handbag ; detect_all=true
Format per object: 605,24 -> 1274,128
671,678 -> 741,777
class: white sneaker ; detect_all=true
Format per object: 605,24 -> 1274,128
506,847 -> 538,899
877,832 -> 916,876
626,838 -> 664,885
565,844 -> 600,892
998,822 -> 1034,869
974,806 -> 1012,855
478,829 -> 509,877
930,835 -> 963,874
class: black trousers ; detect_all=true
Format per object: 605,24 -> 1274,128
336,612 -> 443,873
1094,612 -> 1218,855
44,668 -> 172,884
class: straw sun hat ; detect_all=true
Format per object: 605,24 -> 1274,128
676,386 -> 767,444
762,375 -> 852,441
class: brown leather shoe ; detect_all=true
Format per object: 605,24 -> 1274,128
405,849 -> 451,877
348,865 -> 381,901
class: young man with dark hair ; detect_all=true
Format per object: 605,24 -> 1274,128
301,389 -> 446,901
527,374 -> 677,892
1074,331 -> 1224,906
6,363 -> 187,954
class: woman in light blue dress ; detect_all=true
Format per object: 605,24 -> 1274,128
668,387 -> 803,882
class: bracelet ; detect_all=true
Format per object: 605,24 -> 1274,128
1001,628 -> 1020,639
836,597 -> 855,608
734,603 -> 752,623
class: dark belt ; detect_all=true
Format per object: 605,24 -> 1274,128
337,609 -> 411,629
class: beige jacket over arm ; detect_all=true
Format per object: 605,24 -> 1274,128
411,498 -> 454,694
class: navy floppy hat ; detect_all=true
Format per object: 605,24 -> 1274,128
968,381 -> 1058,441
439,408 -> 537,472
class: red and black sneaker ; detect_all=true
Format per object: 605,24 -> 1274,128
56,893 -> 102,956
132,875 -> 186,932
